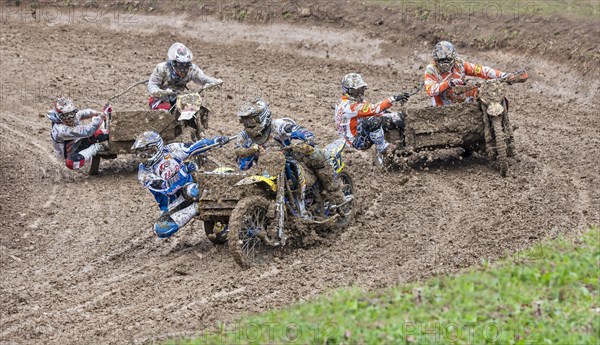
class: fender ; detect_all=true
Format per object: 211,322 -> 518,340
324,139 -> 346,173
236,175 -> 277,192
176,93 -> 202,121
486,102 -> 505,117
178,110 -> 197,121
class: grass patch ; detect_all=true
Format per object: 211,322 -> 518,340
170,227 -> 599,344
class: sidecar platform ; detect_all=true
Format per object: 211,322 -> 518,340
404,102 -> 484,152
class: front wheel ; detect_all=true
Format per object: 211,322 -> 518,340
228,196 -> 274,268
491,116 -> 509,177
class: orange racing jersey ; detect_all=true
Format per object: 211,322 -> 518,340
334,95 -> 393,144
424,58 -> 506,106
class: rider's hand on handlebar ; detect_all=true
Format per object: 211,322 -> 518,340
392,92 -> 411,104
448,78 -> 465,87
186,161 -> 199,173
161,88 -> 178,96
304,136 -> 316,147
102,103 -> 113,116
214,136 -> 230,146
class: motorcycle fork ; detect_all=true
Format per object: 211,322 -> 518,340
480,103 -> 495,159
275,172 -> 287,246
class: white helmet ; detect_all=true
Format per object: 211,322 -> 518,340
167,43 -> 193,78
237,98 -> 272,144
341,73 -> 368,101
432,41 -> 457,73
54,97 -> 78,125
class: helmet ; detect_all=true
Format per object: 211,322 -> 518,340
432,41 -> 457,73
167,42 -> 193,79
237,98 -> 272,144
131,131 -> 164,166
341,73 -> 368,101
54,97 -> 78,125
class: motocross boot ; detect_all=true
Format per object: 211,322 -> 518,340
314,166 -> 345,206
375,142 -> 398,165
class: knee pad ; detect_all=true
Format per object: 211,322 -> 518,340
382,112 -> 405,131
65,154 -> 85,170
154,217 -> 180,238
362,116 -> 384,132
181,183 -> 199,202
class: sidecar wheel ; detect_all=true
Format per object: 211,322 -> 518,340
228,196 -> 274,268
204,219 -> 229,245
491,117 -> 509,177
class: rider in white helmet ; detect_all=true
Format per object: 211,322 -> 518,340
334,73 -> 409,158
147,42 -> 223,111
46,97 -> 112,170
424,40 -> 516,106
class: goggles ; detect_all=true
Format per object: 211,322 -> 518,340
436,58 -> 453,64
172,61 -> 192,72
135,147 -> 157,159
60,110 -> 78,121
239,116 -> 260,126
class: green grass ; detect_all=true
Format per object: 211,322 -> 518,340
169,227 -> 599,344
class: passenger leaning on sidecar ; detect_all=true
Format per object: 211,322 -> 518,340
131,131 -> 230,238
147,42 -> 222,111
424,41 -> 516,106
234,97 -> 344,205
47,97 -> 112,170
334,73 -> 410,158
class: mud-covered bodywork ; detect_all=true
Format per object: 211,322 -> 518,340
194,169 -> 263,220
404,102 -> 484,152
389,73 -> 527,175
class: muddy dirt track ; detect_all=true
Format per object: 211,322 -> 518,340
1,1 -> 599,343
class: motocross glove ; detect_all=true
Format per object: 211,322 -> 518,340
214,136 -> 230,146
186,161 -> 199,173
392,92 -> 411,103
102,103 -> 113,116
304,136 -> 316,146
448,78 -> 465,87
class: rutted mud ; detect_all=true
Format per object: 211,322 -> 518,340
1,3 -> 599,344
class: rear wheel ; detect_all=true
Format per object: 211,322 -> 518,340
491,116 -> 509,177
204,219 -> 229,245
228,196 -> 274,268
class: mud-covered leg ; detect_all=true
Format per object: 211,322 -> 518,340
304,148 -> 344,205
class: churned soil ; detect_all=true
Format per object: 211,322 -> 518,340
1,1 -> 598,343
